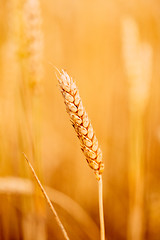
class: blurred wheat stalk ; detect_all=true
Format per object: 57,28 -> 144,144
20,0 -> 45,239
0,0 -> 45,239
122,17 -> 152,240
20,0 -> 44,162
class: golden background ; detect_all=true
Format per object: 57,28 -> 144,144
0,0 -> 160,239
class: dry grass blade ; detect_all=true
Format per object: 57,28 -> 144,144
23,153 -> 70,240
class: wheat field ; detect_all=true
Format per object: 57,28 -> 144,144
0,0 -> 160,239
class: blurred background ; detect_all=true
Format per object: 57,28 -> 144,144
0,0 -> 160,239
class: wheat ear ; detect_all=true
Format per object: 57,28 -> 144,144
56,69 -> 105,240
57,69 -> 104,181
23,153 -> 70,240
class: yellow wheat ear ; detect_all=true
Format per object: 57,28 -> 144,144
57,69 -> 104,181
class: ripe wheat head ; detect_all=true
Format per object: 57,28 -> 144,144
57,70 -> 104,181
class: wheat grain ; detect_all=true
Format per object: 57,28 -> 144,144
57,69 -> 104,181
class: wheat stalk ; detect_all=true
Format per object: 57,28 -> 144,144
19,2 -> 45,239
56,69 -> 105,240
122,16 -> 152,240
99,175 -> 105,240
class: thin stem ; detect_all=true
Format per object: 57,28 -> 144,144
23,153 -> 70,240
98,175 -> 105,240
